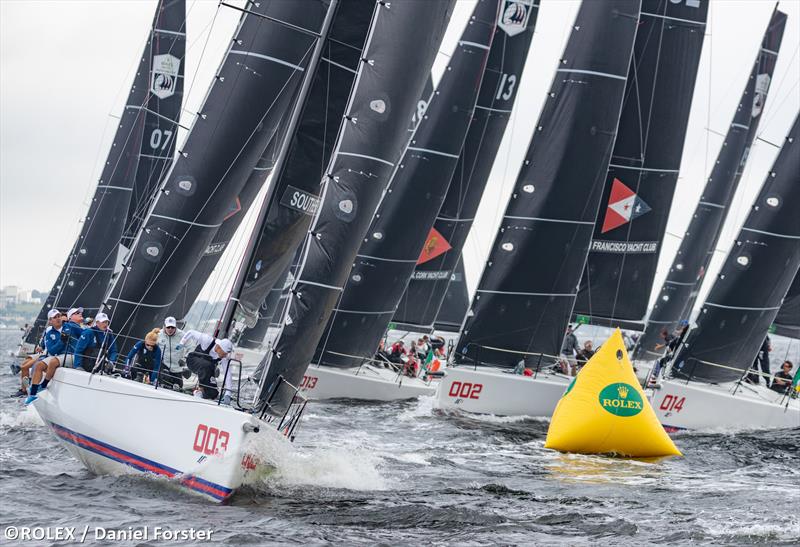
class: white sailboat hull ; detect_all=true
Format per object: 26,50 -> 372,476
435,366 -> 571,417
649,378 -> 800,432
31,368 -> 284,501
301,364 -> 435,401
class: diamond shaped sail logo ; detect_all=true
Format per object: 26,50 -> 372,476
417,227 -> 452,265
600,178 -> 651,234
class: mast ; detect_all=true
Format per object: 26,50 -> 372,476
391,0 -> 540,333
103,0 -> 334,350
773,273 -> 800,339
572,0 -> 709,329
254,0 -> 456,414
26,0 -> 186,345
312,0 -> 499,369
671,114 -> 799,383
456,0 -> 641,368
635,8 -> 787,360
221,1 -> 379,331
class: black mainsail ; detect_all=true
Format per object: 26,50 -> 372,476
773,273 -> 800,339
229,1 -> 377,328
572,0 -> 708,329
104,1 -> 334,349
313,0 -> 498,368
391,0 -> 539,333
27,0 -> 186,345
457,0 -> 641,368
671,114 -> 799,383
635,8 -> 787,360
255,0 -> 455,412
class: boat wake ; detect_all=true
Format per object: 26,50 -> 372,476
0,404 -> 44,429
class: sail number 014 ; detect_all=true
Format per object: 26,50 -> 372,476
659,394 -> 686,413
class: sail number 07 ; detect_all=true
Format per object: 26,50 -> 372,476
149,128 -> 173,151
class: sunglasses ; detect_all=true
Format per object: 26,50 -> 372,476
145,343 -> 156,349
165,326 -> 176,330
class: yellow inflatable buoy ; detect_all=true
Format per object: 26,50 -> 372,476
545,329 -> 681,458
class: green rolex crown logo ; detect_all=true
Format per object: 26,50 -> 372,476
598,382 -> 643,417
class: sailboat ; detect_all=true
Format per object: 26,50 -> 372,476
634,7 -> 787,365
294,0 -> 499,402
31,0 -> 456,501
23,0 -> 186,351
437,0 -> 641,417
649,114 -> 800,432
773,273 -> 799,339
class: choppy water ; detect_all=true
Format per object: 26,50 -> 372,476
1,329 -> 798,546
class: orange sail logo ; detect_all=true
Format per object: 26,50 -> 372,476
417,227 -> 452,265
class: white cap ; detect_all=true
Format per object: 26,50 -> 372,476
95,312 -> 110,324
67,307 -> 84,319
47,309 -> 61,319
164,316 -> 177,328
217,338 -> 234,355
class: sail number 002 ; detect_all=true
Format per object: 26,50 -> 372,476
448,381 -> 483,400
193,424 -> 230,455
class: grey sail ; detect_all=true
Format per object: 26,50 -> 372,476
103,1 -> 334,351
313,0 -> 498,369
634,8 -> 787,360
434,259 -> 470,333
392,0 -> 540,333
671,114 -> 799,383
457,0 -> 641,368
26,0 -> 186,346
230,1 -> 378,328
255,0 -> 455,414
571,0 -> 709,329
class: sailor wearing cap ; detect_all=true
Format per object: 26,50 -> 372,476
25,309 -> 74,403
74,312 -> 118,373
157,316 -> 187,389
179,329 -> 235,402
16,309 -> 60,398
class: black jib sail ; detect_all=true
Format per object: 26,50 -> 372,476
230,1 -> 377,328
635,9 -> 786,360
671,114 -> 799,383
255,0 -> 455,412
26,0 -> 185,346
456,0 -> 641,368
434,259 -> 470,333
773,273 -> 800,339
572,0 -> 708,329
104,1 -> 335,349
166,129 -> 283,321
391,0 -> 540,333
313,0 -> 498,369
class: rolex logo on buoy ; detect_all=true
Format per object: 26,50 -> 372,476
598,382 -> 643,417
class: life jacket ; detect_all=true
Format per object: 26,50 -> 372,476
186,340 -> 220,372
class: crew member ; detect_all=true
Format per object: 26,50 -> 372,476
25,309 -> 74,404
157,316 -> 187,390
74,312 -> 118,372
179,330 -> 234,401
771,361 -> 794,394
125,330 -> 162,383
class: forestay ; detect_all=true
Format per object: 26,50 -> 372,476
457,0 -> 641,368
573,0 -> 708,330
635,8 -> 787,360
672,114 -> 799,383
392,0 -> 540,333
254,0 -> 455,413
313,0 -> 498,369
27,0 -> 186,345
103,0 -> 333,350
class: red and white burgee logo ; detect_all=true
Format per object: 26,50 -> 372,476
418,227 -> 452,265
600,178 -> 651,234
223,196 -> 242,221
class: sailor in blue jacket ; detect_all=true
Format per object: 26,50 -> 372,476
125,330 -> 162,384
74,312 -> 118,372
26,309 -> 74,403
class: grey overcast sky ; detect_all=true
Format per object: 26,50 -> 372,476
1,1 -> 798,318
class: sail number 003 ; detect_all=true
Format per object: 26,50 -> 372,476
193,424 -> 230,455
448,381 -> 483,400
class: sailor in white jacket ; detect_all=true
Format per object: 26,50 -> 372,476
157,316 -> 187,389
179,329 -> 234,402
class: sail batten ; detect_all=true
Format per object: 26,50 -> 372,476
456,0 -> 641,368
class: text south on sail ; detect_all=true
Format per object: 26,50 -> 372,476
26,0 -> 186,346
